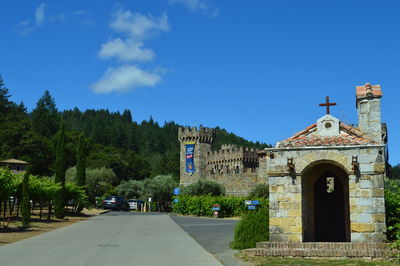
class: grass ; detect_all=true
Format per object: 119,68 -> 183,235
237,253 -> 400,265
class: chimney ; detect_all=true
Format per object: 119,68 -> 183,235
355,83 -> 383,143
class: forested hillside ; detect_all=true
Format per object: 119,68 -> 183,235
0,75 -> 269,183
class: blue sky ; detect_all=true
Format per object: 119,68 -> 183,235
0,0 -> 399,164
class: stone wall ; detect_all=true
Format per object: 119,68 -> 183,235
207,172 -> 266,196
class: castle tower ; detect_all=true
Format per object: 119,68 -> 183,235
178,126 -> 215,186
356,83 -> 383,143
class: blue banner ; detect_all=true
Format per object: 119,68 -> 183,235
185,143 -> 195,173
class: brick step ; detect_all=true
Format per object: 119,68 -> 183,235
242,242 -> 394,258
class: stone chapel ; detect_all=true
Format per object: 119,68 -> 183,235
261,83 -> 387,243
179,83 -> 388,244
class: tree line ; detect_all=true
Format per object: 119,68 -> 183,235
0,74 -> 269,189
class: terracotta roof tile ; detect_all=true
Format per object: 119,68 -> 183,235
277,121 -> 373,148
356,83 -> 382,98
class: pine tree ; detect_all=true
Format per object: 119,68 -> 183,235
21,168 -> 31,228
76,134 -> 86,187
31,90 -> 59,138
54,122 -> 66,219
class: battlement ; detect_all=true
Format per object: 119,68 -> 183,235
207,146 -> 259,160
206,145 -> 259,175
178,126 -> 215,143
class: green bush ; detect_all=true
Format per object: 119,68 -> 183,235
385,179 -> 400,256
248,184 -> 269,198
117,180 -> 144,199
172,194 -> 268,217
142,175 -> 177,212
182,179 -> 226,196
231,206 -> 269,249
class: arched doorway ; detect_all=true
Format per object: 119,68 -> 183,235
302,161 -> 350,242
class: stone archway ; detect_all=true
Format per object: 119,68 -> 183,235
302,161 -> 351,242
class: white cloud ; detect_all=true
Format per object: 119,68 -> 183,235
110,10 -> 169,40
90,65 -> 161,94
99,38 -> 154,62
169,0 -> 218,17
92,9 -> 169,94
15,3 -> 46,34
35,3 -> 46,26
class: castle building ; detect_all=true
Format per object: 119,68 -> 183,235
179,83 -> 388,243
178,127 -> 266,196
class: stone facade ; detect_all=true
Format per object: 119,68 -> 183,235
263,83 -> 387,243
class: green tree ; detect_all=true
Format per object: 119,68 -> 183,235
182,179 -> 226,196
143,175 -> 177,212
21,169 -> 31,228
76,134 -> 87,187
391,164 -> 400,179
85,167 -> 118,204
54,122 -> 66,219
117,180 -> 144,199
31,90 -> 59,138
248,184 -> 269,198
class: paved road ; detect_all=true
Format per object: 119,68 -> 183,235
170,215 -> 247,266
170,215 -> 239,254
0,212 -> 222,266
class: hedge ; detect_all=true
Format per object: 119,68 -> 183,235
172,194 -> 268,217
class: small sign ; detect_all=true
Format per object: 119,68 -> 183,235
244,200 -> 252,205
248,205 -> 256,210
173,198 -> 179,203
173,188 -> 180,195
251,200 -> 260,205
212,204 -> 220,211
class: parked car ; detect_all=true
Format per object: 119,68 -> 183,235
128,199 -> 143,211
102,196 -> 129,211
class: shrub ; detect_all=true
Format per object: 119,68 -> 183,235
248,184 -> 269,198
385,179 -> 400,259
143,175 -> 178,212
231,206 -> 269,249
117,180 -> 144,199
172,195 -> 268,217
182,179 -> 226,196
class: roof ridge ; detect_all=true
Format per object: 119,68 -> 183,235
286,123 -> 317,141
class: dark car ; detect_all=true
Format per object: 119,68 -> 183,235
102,196 -> 130,211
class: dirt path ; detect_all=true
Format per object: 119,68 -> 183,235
0,208 -> 107,246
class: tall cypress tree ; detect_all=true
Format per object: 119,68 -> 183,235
54,122 -> 66,219
76,134 -> 86,187
21,168 -> 31,228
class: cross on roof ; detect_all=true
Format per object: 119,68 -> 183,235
319,96 -> 336,114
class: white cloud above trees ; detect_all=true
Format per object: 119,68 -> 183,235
15,4 -> 92,34
35,3 -> 46,26
110,10 -> 169,40
99,38 -> 155,62
90,65 -> 161,94
15,3 -> 47,34
92,9 -> 169,94
169,0 -> 218,17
